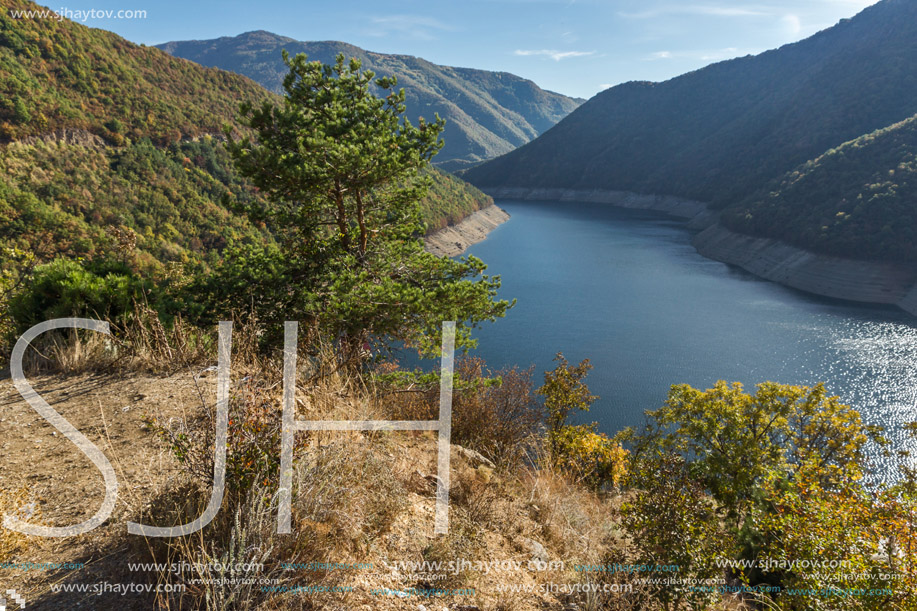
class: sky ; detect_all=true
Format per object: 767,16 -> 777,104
38,0 -> 882,99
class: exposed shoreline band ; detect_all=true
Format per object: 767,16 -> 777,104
478,187 -> 917,317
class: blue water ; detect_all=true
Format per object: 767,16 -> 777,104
463,200 -> 917,474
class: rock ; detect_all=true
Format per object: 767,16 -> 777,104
15,128 -> 106,148
524,537 -> 549,564
197,365 -> 219,378
424,205 -> 510,257
453,445 -> 496,470
693,222 -> 917,312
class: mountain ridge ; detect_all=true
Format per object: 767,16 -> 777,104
156,31 -> 583,171
465,0 -> 917,207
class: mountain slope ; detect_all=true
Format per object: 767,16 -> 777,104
0,0 -> 276,267
465,0 -> 917,208
0,2 -> 491,271
0,4 -> 272,145
156,31 -> 583,171
722,113 -> 917,264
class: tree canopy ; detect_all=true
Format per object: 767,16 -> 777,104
224,52 -> 510,358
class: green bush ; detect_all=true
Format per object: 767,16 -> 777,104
7,257 -> 149,331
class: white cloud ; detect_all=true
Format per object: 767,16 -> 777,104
782,13 -> 802,34
365,15 -> 455,41
514,49 -> 596,61
644,47 -> 751,61
620,5 -> 773,19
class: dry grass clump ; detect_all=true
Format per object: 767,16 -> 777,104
11,304 -> 218,376
115,306 -> 217,373
289,439 -> 408,559
450,468 -> 503,528
382,355 -> 543,471
525,462 -> 618,564
0,486 -> 37,562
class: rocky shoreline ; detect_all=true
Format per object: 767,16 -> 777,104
480,186 -> 917,317
424,204 -> 511,257
482,186 -> 708,219
693,224 -> 917,314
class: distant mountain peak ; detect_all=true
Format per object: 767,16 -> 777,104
235,30 -> 297,43
156,33 -> 582,171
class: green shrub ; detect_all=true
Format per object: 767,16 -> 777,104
7,256 -> 149,331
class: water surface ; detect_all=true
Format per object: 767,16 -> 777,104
464,200 -> 917,475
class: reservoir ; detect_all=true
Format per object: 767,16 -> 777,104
464,199 -> 917,474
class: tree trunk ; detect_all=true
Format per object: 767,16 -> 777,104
333,180 -> 349,250
355,190 -> 368,260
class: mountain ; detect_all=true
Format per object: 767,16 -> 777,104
465,0 -> 917,212
0,0 -> 273,269
156,31 -> 583,172
0,2 -> 490,271
0,4 -> 271,145
722,112 -> 917,263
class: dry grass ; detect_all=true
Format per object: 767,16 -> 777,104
383,356 -> 543,472
8,317 -> 720,610
0,486 -> 37,562
130,344 -> 416,609
524,464 -> 618,561
11,305 -> 217,376
127,347 -> 565,609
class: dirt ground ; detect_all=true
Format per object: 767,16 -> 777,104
0,367 -> 219,609
0,367 -> 604,611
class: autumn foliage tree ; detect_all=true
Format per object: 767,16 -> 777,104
618,380 -> 917,609
537,353 -> 627,489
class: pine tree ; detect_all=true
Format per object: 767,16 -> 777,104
226,52 -> 510,361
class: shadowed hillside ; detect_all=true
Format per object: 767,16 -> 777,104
723,112 -> 917,263
465,0 -> 917,208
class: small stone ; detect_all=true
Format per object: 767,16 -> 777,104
523,537 -> 549,564
454,445 -> 496,469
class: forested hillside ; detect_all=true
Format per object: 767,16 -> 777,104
0,3 -> 271,144
0,1 -> 490,274
466,0 -> 917,208
157,31 -> 583,171
723,113 -> 917,263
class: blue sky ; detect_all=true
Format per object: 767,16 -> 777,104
40,0 -> 881,99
